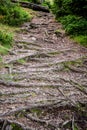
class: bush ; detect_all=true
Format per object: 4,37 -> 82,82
0,0 -> 31,26
52,0 -> 87,46
0,0 -> 12,15
0,30 -> 13,46
3,6 -> 30,26
42,1 -> 51,8
53,0 -> 87,18
60,15 -> 87,35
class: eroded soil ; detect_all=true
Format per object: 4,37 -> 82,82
0,11 -> 87,130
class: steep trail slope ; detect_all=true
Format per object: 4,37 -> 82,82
0,11 -> 87,130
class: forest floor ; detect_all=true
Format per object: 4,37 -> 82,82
0,11 -> 87,130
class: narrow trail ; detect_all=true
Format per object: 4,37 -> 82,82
0,11 -> 87,130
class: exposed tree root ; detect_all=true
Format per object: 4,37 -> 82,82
0,100 -> 74,117
24,114 -> 57,129
64,64 -> 87,73
0,98 -> 87,118
0,79 -> 68,88
4,52 -> 37,64
60,78 -> 87,95
0,118 -> 34,130
70,80 -> 87,95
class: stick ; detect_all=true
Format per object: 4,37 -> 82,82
11,0 -> 50,12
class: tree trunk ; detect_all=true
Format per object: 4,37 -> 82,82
11,0 -> 49,12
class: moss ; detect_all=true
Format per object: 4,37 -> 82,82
11,123 -> 22,130
63,59 -> 83,66
17,59 -> 26,64
31,108 -> 42,116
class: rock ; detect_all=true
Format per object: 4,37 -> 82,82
31,37 -> 36,41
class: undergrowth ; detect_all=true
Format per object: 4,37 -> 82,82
73,35 -> 87,47
0,2 -> 31,26
52,0 -> 87,47
0,30 -> 13,46
0,26 -> 14,55
0,0 -> 32,55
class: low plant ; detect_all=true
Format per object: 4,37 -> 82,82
60,15 -> 87,35
73,35 -> 87,47
0,30 -> 13,46
52,0 -> 87,47
0,30 -> 13,54
0,0 -> 31,26
3,6 -> 31,26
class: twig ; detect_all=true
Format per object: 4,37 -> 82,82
0,79 -> 69,88
0,118 -> 34,130
72,116 -> 75,130
1,120 -> 7,130
64,64 -> 87,73
57,87 -> 76,106
70,80 -> 87,95
0,100 -> 64,117
24,114 -> 57,129
60,78 -> 87,95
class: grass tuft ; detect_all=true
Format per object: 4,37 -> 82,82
73,35 -> 87,47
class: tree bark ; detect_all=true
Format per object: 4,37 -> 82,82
11,0 -> 50,12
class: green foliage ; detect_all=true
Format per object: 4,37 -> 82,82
0,30 -> 13,45
0,57 -> 2,62
11,123 -> 22,130
60,15 -> 87,35
31,108 -> 42,116
17,59 -> 26,64
0,0 -> 32,55
42,1 -> 51,8
52,0 -> 87,46
0,0 -> 13,15
53,0 -> 87,18
73,35 -> 87,47
20,0 -> 40,3
0,29 -> 13,55
0,0 -> 31,26
3,6 -> 30,26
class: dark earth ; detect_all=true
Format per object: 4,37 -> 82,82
0,11 -> 87,130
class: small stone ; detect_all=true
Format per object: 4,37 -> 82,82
31,37 -> 36,41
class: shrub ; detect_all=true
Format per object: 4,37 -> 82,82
42,1 -> 51,8
3,6 -> 30,26
52,0 -> 87,46
0,0 -> 12,15
53,0 -> 87,18
0,0 -> 31,26
60,15 -> 87,35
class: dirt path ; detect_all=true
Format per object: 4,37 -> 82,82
0,11 -> 87,130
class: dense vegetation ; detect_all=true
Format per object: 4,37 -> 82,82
0,0 -> 31,26
0,0 -> 31,54
52,0 -> 87,46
